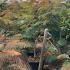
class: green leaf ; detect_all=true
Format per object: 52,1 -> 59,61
45,55 -> 57,63
57,38 -> 67,46
45,41 -> 58,54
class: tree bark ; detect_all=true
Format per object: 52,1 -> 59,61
38,29 -> 48,70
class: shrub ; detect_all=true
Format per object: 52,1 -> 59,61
0,50 -> 31,70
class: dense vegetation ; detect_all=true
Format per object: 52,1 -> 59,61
0,0 -> 70,70
0,0 -> 70,41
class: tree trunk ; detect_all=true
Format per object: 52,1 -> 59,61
38,29 -> 48,70
34,40 -> 37,58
